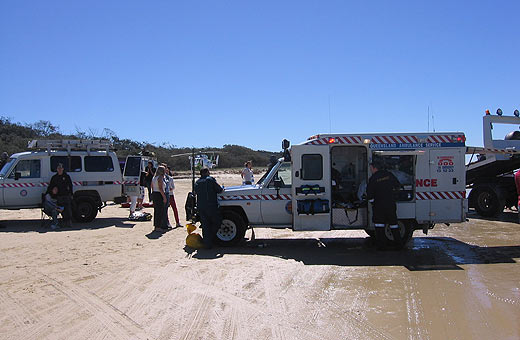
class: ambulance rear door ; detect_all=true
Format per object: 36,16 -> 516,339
428,148 -> 465,222
292,145 -> 331,231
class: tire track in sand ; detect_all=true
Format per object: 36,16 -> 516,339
39,273 -> 148,340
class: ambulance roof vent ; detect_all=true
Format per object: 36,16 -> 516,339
27,139 -> 113,155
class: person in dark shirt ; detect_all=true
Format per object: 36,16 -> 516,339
48,163 -> 73,227
194,168 -> 224,248
366,161 -> 401,249
144,161 -> 156,203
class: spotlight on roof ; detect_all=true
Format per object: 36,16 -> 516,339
514,109 -> 519,117
497,108 -> 503,116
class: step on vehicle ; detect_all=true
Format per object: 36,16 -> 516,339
0,139 -> 125,222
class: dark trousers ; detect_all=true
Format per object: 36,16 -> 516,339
199,209 -> 222,248
57,195 -> 72,222
152,192 -> 167,229
164,193 -> 171,227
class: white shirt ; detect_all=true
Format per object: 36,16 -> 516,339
242,167 -> 254,183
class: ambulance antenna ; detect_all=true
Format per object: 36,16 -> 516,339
191,147 -> 195,192
328,95 -> 332,133
427,105 -> 430,132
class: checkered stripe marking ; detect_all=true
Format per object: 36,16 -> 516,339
306,136 -> 362,145
219,194 -> 292,201
371,135 -> 419,144
416,191 -> 466,200
1,181 -> 123,188
427,135 -> 464,143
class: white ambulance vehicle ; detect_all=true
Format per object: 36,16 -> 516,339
0,140 -> 124,222
122,154 -> 157,200
211,132 -> 468,247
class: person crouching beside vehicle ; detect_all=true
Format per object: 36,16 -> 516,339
48,163 -> 73,227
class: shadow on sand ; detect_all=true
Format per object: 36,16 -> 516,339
0,217 -> 136,233
190,236 -> 520,271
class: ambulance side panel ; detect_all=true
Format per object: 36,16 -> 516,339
415,151 -> 431,223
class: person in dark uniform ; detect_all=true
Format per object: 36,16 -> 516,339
48,163 -> 73,227
194,168 -> 224,249
366,161 -> 401,249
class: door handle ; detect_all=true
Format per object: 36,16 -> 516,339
295,170 -> 299,178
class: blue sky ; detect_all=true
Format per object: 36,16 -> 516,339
1,1 -> 519,151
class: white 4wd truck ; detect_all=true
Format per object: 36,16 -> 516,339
0,140 -> 125,222
195,132 -> 469,247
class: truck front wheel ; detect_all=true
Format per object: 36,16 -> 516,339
474,186 -> 504,217
216,210 -> 247,246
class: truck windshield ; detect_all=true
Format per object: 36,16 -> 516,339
256,161 -> 282,187
0,158 -> 16,178
124,156 -> 141,177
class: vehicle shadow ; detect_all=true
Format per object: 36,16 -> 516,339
0,217 -> 136,233
467,209 -> 519,223
192,236 -> 520,271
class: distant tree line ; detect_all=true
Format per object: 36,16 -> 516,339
0,117 -> 280,171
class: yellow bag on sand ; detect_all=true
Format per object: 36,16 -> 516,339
186,233 -> 205,249
186,223 -> 197,234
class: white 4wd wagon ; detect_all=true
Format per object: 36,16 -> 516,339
0,140 -> 124,222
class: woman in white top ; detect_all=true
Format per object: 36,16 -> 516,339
241,160 -> 254,185
166,167 -> 182,228
151,165 -> 168,232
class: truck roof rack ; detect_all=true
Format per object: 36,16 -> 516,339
27,139 -> 113,155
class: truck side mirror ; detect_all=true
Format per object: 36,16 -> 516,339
282,139 -> 290,150
273,179 -> 283,189
14,172 -> 21,180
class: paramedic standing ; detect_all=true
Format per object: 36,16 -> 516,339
366,161 -> 401,249
194,168 -> 224,248
515,170 -> 520,223
48,163 -> 73,227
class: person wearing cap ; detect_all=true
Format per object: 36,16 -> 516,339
48,163 -> 73,227
366,160 -> 401,249
194,168 -> 224,248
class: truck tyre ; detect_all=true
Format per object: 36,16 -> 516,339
474,186 -> 504,217
383,220 -> 413,249
73,196 -> 98,222
216,210 -> 247,246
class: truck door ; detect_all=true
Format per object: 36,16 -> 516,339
292,145 -> 331,231
428,149 -> 465,222
260,162 -> 292,225
3,157 -> 46,207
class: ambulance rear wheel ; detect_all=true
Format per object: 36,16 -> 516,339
383,220 -> 413,249
216,210 -> 247,246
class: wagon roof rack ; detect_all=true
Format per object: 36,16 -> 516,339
27,139 -> 113,155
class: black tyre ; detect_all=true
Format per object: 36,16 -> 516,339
474,186 -> 504,217
383,220 -> 414,249
73,196 -> 98,222
216,210 -> 247,246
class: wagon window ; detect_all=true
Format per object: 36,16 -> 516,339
10,159 -> 41,178
301,154 -> 323,180
85,156 -> 114,172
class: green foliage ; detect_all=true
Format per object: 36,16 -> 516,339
0,117 -> 280,170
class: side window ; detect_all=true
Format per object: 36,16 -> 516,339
269,163 -> 292,187
85,156 -> 114,172
51,156 -> 82,172
10,159 -> 41,178
301,154 -> 323,180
